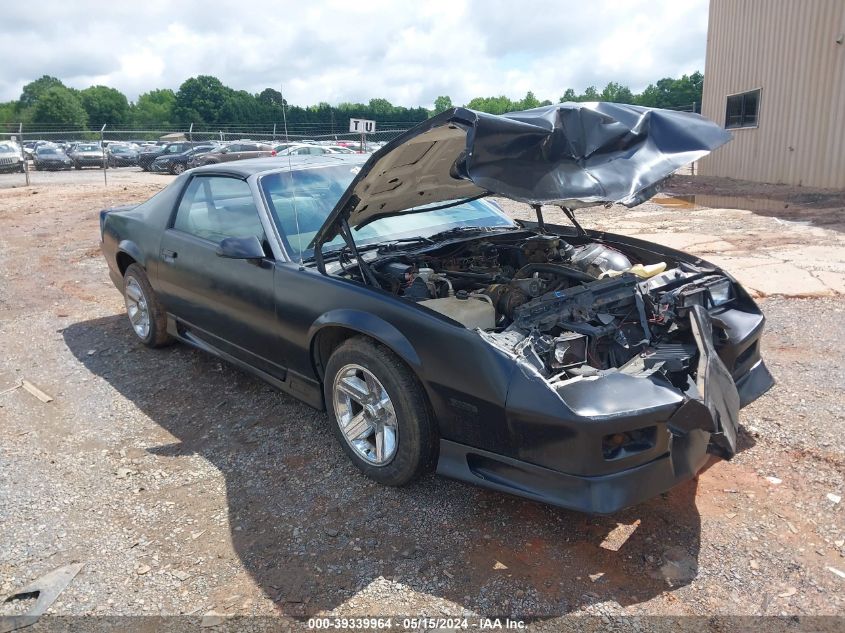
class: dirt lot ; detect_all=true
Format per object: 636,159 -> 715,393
0,170 -> 843,628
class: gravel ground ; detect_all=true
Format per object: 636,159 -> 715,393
0,173 -> 842,629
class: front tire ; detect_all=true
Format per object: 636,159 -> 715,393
170,162 -> 186,175
324,337 -> 436,486
123,264 -> 172,347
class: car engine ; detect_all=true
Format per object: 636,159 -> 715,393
360,231 -> 734,382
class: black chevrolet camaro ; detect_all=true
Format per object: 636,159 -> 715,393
100,104 -> 774,513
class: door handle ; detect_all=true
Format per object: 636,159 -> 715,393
162,249 -> 178,263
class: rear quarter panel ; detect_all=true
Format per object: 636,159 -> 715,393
101,175 -> 188,286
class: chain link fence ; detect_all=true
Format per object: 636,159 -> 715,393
0,122 -> 412,186
2,105 -> 702,186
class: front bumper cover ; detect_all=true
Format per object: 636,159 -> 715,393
436,305 -> 774,514
437,357 -> 772,514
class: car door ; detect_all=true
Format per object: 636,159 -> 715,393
220,144 -> 242,162
155,174 -> 285,376
236,143 -> 257,160
245,143 -> 273,160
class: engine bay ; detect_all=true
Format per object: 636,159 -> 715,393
335,229 -> 736,384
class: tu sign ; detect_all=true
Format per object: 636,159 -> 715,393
349,118 -> 376,134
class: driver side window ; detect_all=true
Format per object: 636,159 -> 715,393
173,176 -> 266,243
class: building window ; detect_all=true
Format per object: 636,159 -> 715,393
725,89 -> 760,129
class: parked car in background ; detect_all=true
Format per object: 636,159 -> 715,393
192,142 -> 275,166
272,142 -> 299,154
107,144 -> 140,167
325,145 -> 358,154
33,145 -> 72,170
139,142 -> 201,171
276,143 -> 335,156
23,140 -> 53,161
68,143 -> 104,169
151,144 -> 217,175
0,141 -> 25,173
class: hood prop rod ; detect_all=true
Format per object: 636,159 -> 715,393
532,204 -> 546,233
339,218 -> 380,287
314,239 -> 326,275
560,205 -> 587,236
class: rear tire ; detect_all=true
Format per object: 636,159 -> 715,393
171,162 -> 186,175
123,264 -> 172,348
324,336 -> 436,486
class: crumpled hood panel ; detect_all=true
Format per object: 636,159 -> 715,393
462,103 -> 731,207
314,104 -> 731,244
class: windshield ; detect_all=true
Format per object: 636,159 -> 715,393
78,144 -> 99,152
259,165 -> 516,260
38,147 -> 60,155
0,143 -> 17,154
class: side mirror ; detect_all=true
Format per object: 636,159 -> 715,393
216,236 -> 265,260
220,147 -> 229,153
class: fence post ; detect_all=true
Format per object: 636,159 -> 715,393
19,123 -> 30,186
101,124 -> 107,186
188,123 -> 193,143
272,123 -> 276,141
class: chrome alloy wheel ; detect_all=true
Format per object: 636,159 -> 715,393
124,277 -> 151,339
332,364 -> 398,466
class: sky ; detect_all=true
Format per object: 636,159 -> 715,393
0,0 -> 709,107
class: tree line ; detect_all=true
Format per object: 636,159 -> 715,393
0,72 -> 703,130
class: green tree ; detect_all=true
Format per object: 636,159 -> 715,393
599,82 -> 634,103
0,101 -> 17,125
79,85 -> 130,126
560,88 -> 577,102
465,95 -> 518,114
634,72 -> 703,109
433,95 -> 453,114
635,83 -> 661,107
582,86 -> 599,101
258,88 -> 284,107
220,90 -> 263,123
519,91 -> 541,110
174,75 -> 231,125
31,86 -> 88,127
19,75 -> 65,109
367,98 -> 394,117
131,89 -> 176,126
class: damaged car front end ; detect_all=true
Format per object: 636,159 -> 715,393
309,104 -> 774,513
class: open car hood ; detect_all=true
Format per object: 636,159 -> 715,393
312,103 -> 731,246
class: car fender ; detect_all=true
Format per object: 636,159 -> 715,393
307,308 -> 422,373
117,239 -> 145,269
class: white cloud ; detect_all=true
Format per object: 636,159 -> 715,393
0,0 -> 708,107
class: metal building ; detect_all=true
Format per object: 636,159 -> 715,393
698,0 -> 845,187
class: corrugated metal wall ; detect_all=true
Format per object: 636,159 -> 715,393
699,0 -> 845,187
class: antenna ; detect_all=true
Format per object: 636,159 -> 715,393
280,84 -> 304,270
